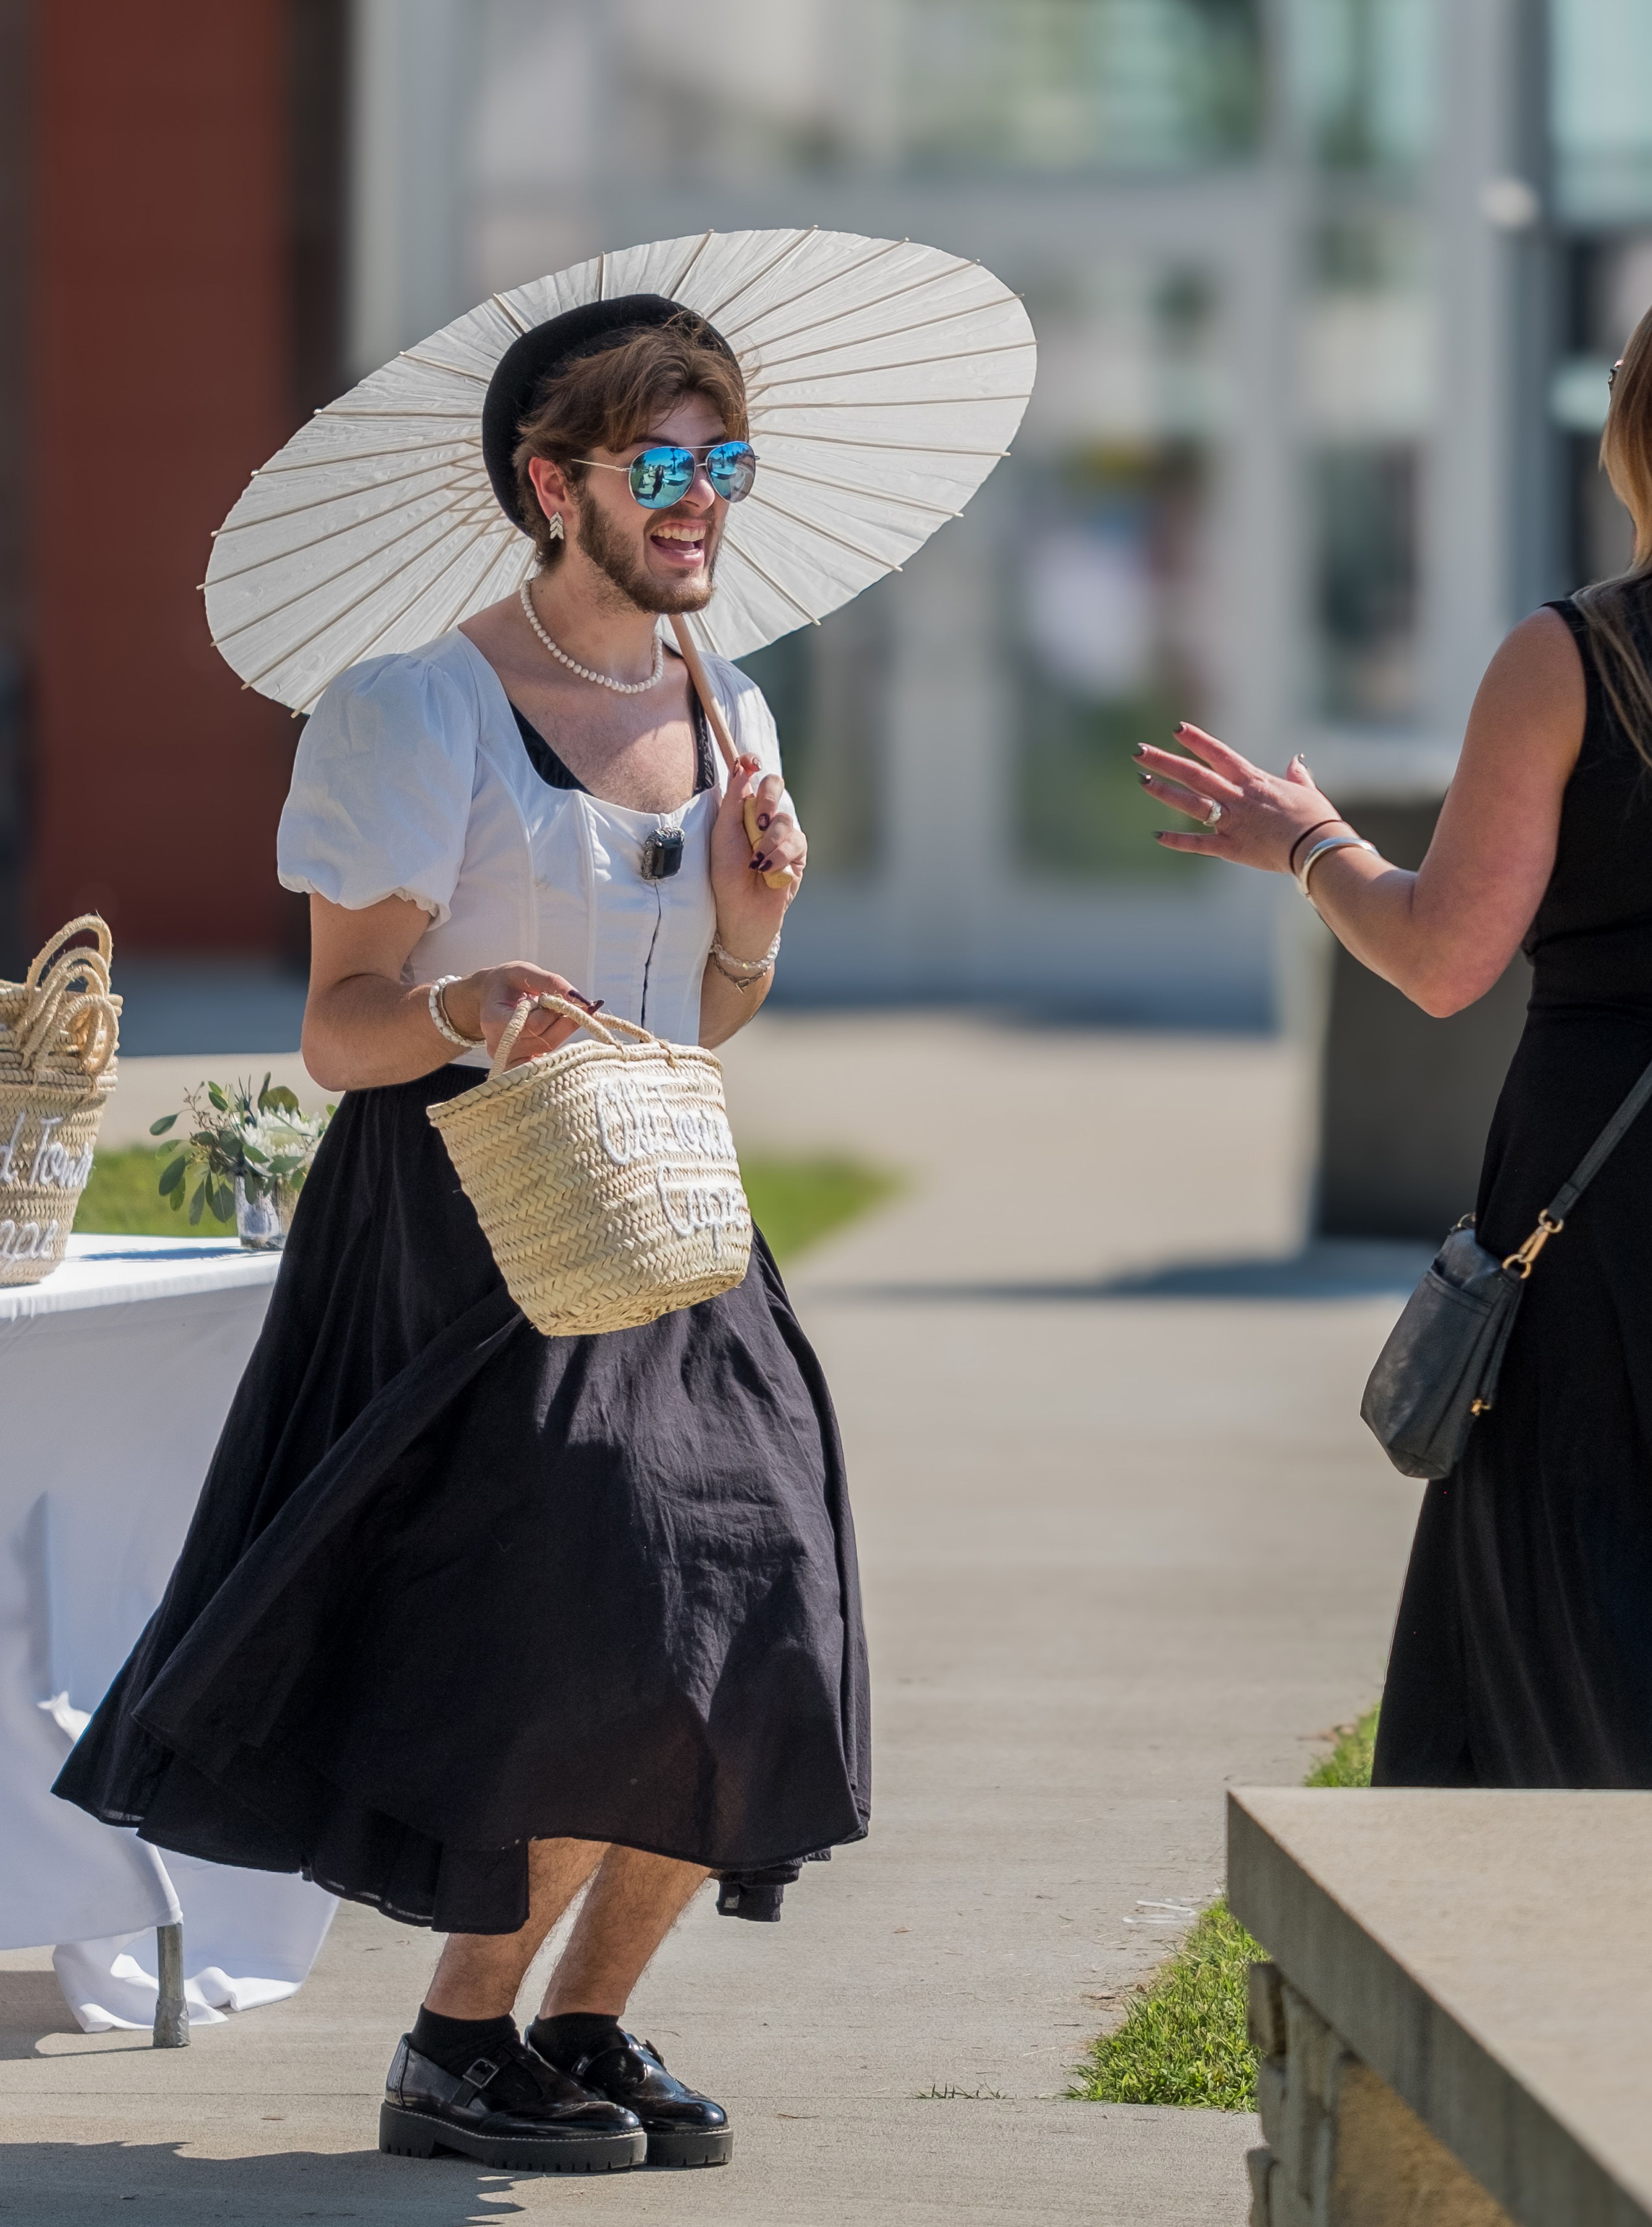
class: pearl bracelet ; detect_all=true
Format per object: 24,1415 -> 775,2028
1297,833 -> 1377,900
427,975 -> 484,1050
710,934 -> 781,990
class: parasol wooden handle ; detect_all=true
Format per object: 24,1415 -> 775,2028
669,615 -> 794,891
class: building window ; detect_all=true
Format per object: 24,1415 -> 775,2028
1310,444 -> 1419,725
1287,0 -> 1433,176
1552,0 -> 1652,225
898,0 -> 1263,172
736,590 -> 890,879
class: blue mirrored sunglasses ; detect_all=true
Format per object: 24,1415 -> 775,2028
576,441 -> 758,509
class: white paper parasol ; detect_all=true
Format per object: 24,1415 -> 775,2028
203,228 -> 1036,715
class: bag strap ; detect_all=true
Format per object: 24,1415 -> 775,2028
1504,1049 -> 1652,1277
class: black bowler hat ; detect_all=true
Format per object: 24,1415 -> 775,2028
480,293 -> 740,532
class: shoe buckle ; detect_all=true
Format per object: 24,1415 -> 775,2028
461,2055 -> 500,2092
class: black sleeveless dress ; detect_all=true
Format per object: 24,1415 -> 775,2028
53,701 -> 870,1932
1374,594 -> 1652,1787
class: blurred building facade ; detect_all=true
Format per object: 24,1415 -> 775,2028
4,1 -> 1652,1028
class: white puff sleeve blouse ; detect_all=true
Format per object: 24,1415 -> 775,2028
278,651 -> 478,925
277,629 -> 785,1066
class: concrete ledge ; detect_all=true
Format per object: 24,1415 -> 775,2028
1228,1789 -> 1652,2227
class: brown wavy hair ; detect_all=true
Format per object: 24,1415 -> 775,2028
1576,302 -> 1652,761
511,315 -> 749,570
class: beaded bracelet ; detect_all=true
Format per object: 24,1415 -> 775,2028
710,934 -> 781,991
427,975 -> 484,1050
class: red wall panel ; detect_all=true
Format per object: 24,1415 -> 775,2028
31,1 -> 298,953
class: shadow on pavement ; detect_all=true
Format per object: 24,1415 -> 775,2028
0,1971 -> 80,2060
0,2141 -> 530,2224
823,1241 -> 1434,1305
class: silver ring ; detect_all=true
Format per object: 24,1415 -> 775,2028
1202,799 -> 1224,829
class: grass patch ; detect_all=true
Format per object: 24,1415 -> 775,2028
76,1144 -> 898,1263
743,1154 -> 901,1262
75,1146 -> 236,1237
1069,1902 -> 1264,2110
1304,1704 -> 1380,1788
1071,1706 -> 1380,2112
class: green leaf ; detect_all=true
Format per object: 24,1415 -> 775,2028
149,1113 -> 178,1135
188,1184 -> 206,1226
242,1142 -> 269,1166
158,1156 -> 186,1197
206,1083 -> 229,1112
263,1086 -> 301,1115
212,1180 -> 235,1224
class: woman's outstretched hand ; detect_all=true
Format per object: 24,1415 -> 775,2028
1135,725 -> 1351,873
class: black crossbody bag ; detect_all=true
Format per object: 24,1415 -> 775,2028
1362,1053 -> 1652,1480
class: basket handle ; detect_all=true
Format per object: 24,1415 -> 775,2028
23,914 -> 113,996
490,993 -> 660,1078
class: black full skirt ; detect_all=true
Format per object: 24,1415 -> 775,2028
1374,999 -> 1652,1786
55,1069 -> 871,1932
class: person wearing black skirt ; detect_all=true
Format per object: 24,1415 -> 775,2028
1129,310 -> 1652,1796
55,300 -> 869,2175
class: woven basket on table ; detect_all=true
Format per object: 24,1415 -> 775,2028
428,993 -> 752,1336
0,915 -> 121,1286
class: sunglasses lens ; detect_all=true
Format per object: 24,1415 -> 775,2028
629,447 -> 697,508
706,442 -> 757,501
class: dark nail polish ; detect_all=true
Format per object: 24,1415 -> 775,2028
757,813 -> 771,830
1138,772 -> 1151,787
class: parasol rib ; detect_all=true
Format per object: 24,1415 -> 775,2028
664,229 -> 717,298
748,337 -> 1038,397
211,503 -> 481,646
212,457 -> 471,537
744,490 -> 903,572
757,430 -> 1010,456
242,516 -> 500,694
257,437 -> 483,475
717,238 -> 913,346
319,407 -> 485,421
398,350 -> 490,383
718,533 -> 823,624
694,227 -> 819,325
490,293 -> 533,335
748,293 -> 1024,374
754,395 -> 1030,410
754,458 -> 963,518
206,472 -> 471,583
732,253 -> 978,356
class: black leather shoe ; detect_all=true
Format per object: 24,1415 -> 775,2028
379,2033 -> 645,2173
532,2028 -> 732,2167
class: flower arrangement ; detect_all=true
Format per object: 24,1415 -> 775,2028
151,1074 -> 332,1237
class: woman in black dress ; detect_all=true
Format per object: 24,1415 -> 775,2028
1131,308 -> 1652,1789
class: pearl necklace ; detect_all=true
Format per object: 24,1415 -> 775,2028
518,580 -> 663,695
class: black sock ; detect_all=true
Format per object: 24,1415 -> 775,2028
527,2011 -> 625,2070
410,2006 -> 519,2078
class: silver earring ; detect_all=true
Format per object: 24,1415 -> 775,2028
546,513 -> 564,542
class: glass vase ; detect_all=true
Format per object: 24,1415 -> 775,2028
234,1177 -> 298,1252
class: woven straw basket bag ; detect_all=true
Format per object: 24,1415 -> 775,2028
0,915 -> 121,1286
428,993 -> 752,1336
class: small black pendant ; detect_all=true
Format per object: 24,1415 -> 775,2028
641,827 -> 685,880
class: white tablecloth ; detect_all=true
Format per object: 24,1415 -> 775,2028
0,1236 -> 337,2028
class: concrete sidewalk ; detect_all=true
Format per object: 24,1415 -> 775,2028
1,1014 -> 1430,2225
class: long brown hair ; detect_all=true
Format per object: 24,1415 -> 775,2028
1576,302 -> 1652,761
